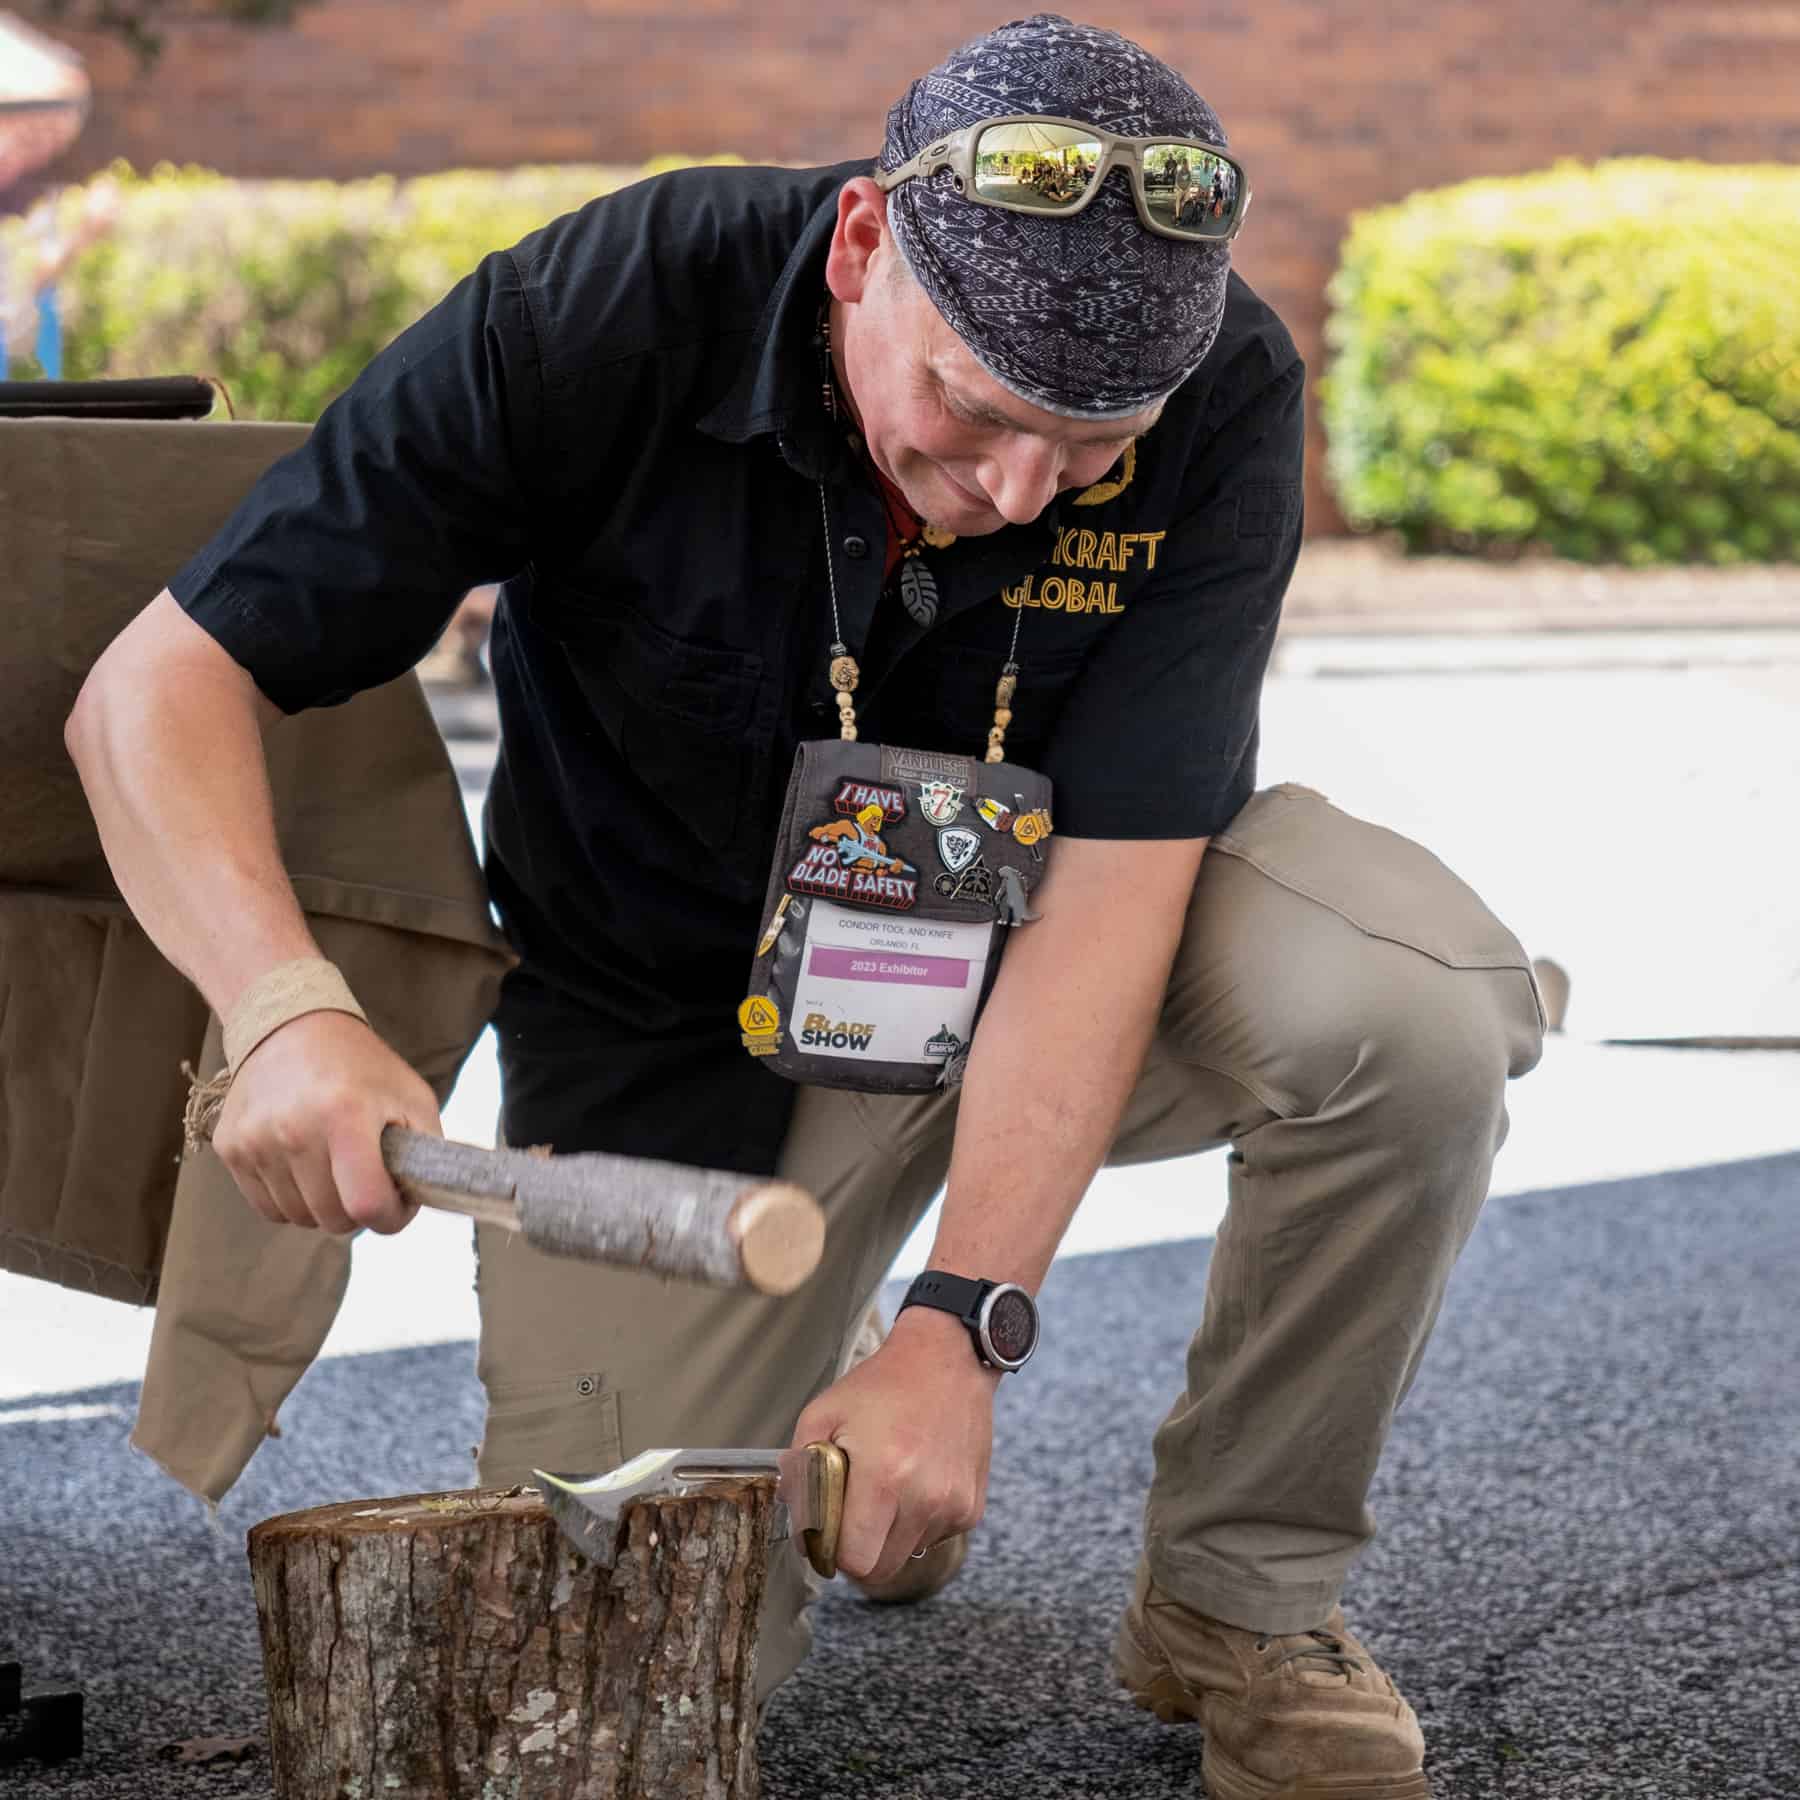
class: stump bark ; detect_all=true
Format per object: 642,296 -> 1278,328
247,1480 -> 776,1800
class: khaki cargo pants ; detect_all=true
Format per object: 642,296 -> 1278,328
474,785 -> 1547,1700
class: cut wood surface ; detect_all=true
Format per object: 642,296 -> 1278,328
380,1126 -> 825,1295
248,1481 -> 775,1799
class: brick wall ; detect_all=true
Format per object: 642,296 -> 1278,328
31,2 -> 1800,528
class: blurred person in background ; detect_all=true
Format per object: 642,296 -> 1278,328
0,175 -> 115,374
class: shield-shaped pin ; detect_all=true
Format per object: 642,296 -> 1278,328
938,825 -> 982,874
918,780 -> 964,827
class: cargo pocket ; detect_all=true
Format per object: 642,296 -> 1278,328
476,1368 -> 624,1488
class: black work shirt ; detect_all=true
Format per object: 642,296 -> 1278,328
169,160 -> 1305,1176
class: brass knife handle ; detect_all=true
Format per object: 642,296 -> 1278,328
801,1441 -> 849,1579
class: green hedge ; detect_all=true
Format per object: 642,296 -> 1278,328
1322,159 -> 1800,564
5,157 -> 738,421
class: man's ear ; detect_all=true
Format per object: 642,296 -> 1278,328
825,177 -> 890,305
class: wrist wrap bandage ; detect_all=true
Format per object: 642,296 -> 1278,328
183,957 -> 369,1153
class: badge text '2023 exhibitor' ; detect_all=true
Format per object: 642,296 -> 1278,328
793,901 -> 994,1062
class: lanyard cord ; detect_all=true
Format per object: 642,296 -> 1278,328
815,295 -> 1025,763
990,608 -> 1024,766
818,482 -> 861,743
818,479 -> 1024,763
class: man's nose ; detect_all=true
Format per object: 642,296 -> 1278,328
979,438 -> 1063,524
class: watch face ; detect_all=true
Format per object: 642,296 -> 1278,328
984,1287 -> 1037,1367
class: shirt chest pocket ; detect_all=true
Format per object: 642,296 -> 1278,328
531,583 -> 769,861
878,641 -> 1093,767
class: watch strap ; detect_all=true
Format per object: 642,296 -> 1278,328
899,1271 -> 1039,1371
901,1270 -> 988,1327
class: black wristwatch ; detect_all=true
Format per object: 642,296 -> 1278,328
898,1271 -> 1040,1372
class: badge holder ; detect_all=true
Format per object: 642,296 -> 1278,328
738,388 -> 1053,1096
741,739 -> 1052,1095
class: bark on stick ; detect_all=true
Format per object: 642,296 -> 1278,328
381,1126 -> 824,1295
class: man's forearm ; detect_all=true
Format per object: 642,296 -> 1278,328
66,590 -> 320,1018
910,835 -> 1209,1299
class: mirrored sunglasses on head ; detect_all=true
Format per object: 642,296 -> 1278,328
876,114 -> 1251,244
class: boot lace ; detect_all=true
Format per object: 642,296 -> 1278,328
1253,1629 -> 1364,1678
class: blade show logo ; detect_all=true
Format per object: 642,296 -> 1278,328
800,1013 -> 877,1052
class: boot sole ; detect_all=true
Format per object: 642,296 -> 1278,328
1114,1620 -> 1431,1800
1202,1751 -> 1431,1800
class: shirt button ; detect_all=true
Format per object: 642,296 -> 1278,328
843,534 -> 870,560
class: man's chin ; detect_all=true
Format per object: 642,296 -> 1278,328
924,470 -> 1006,536
932,509 -> 1008,538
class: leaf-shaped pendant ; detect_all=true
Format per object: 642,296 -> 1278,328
897,555 -> 939,628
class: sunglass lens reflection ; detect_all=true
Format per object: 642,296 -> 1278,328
974,124 -> 1103,210
1144,146 -> 1239,235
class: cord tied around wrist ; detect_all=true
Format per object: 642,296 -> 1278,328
182,957 -> 369,1155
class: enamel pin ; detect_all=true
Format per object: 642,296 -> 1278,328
754,894 -> 795,959
832,779 -> 907,824
933,858 -> 996,904
737,994 -> 784,1056
917,779 -> 965,827
789,805 -> 918,910
937,825 -> 983,875
994,865 -> 1041,927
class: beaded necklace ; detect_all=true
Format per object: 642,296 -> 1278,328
817,300 -> 1025,766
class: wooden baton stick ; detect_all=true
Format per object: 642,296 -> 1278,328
381,1126 -> 824,1295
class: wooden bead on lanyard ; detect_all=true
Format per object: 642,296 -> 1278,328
829,643 -> 860,742
986,662 -> 1019,764
821,487 -> 1026,756
823,550 -> 1022,760
814,297 -> 1026,757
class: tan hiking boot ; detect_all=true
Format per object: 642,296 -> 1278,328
1112,1561 -> 1429,1799
840,1302 -> 972,1607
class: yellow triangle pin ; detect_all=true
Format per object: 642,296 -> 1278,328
738,996 -> 782,1038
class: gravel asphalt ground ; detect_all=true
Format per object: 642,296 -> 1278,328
3,1152 -> 1795,1798
6,552 -> 1794,1794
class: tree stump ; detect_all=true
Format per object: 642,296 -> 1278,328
247,1480 -> 776,1800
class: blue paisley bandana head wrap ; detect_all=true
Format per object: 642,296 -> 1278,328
881,14 -> 1233,421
